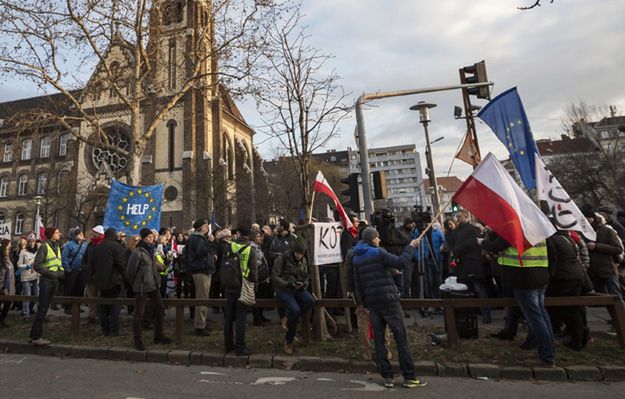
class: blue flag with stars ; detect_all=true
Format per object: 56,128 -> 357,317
103,180 -> 164,234
477,87 -> 539,190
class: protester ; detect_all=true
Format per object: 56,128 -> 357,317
223,226 -> 257,355
62,227 -> 86,314
30,227 -> 64,346
0,239 -> 15,328
251,230 -> 271,326
11,236 -> 27,311
82,225 -> 105,324
126,228 -> 172,351
155,227 -> 175,299
272,239 -> 315,355
481,233 -> 555,367
17,235 -> 39,320
92,228 -> 127,336
351,227 -> 425,388
187,218 -> 216,336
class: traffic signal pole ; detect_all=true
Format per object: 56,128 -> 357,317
355,81 -> 493,222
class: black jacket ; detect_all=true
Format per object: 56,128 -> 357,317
92,238 -> 127,290
588,223 -> 623,279
547,233 -> 584,282
187,232 -> 216,275
448,222 -> 484,281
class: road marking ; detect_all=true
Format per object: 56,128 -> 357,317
200,371 -> 227,376
198,379 -> 244,385
251,377 -> 297,386
317,378 -> 335,382
0,355 -> 28,365
342,380 -> 387,392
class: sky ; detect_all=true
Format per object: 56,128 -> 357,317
1,0 -> 624,179
239,0 -> 625,178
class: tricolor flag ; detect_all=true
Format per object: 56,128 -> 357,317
535,156 -> 596,241
452,153 -> 556,256
314,171 -> 358,237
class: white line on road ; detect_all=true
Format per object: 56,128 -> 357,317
317,378 -> 335,382
200,371 -> 227,375
198,379 -> 244,385
251,377 -> 297,386
0,355 -> 29,365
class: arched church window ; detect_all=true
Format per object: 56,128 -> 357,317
168,39 -> 177,90
167,120 -> 177,172
91,125 -> 131,176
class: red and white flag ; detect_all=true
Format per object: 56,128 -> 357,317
452,153 -> 556,256
35,213 -> 45,241
314,171 -> 358,238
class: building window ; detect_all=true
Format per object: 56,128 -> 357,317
59,133 -> 69,156
18,174 -> 28,196
37,173 -> 47,195
21,139 -> 32,160
57,170 -> 65,193
15,212 -> 24,235
0,177 -> 8,198
0,211 -> 4,223
167,120 -> 176,172
168,39 -> 177,90
39,136 -> 51,158
3,143 -> 12,162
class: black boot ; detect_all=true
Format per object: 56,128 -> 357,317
134,337 -> 146,351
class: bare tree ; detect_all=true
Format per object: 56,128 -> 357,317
561,101 -> 610,137
253,12 -> 350,217
518,0 -> 554,10
0,0 -> 294,184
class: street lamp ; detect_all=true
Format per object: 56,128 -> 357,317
33,195 -> 43,235
410,101 -> 441,221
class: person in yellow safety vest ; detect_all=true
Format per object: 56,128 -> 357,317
30,227 -> 65,346
481,233 -> 555,367
223,226 -> 257,356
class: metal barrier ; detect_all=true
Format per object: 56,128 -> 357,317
2,294 -> 624,348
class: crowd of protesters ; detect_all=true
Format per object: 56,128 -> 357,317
1,205 -> 624,387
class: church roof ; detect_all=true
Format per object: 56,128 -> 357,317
0,91 -> 80,128
219,84 -> 250,129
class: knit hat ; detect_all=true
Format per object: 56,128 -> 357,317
140,227 -> 153,239
44,226 -> 58,240
158,227 -> 170,236
580,204 -> 595,218
361,227 -> 380,245
292,239 -> 307,254
193,218 -> 208,230
69,226 -> 82,240
27,233 -> 37,242
237,225 -> 251,238
92,225 -> 105,235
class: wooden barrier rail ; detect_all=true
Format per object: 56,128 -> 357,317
2,294 -> 624,348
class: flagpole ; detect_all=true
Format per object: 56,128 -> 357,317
416,197 -> 454,241
308,190 -> 316,224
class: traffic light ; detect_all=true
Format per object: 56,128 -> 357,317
462,60 -> 490,100
451,201 -> 460,213
372,171 -> 388,200
341,173 -> 361,212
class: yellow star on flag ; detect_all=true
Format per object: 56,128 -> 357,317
141,221 -> 147,226
120,215 -> 125,220
145,193 -> 149,198
150,198 -> 154,203
129,192 -> 134,197
117,205 -> 123,211
125,221 -> 130,226
137,189 -> 142,194
122,197 -> 128,203
133,224 -> 138,229
152,207 -> 156,211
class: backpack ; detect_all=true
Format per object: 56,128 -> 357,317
220,244 -> 249,290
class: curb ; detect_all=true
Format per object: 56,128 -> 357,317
1,339 -> 623,382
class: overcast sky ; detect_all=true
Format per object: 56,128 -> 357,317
243,0 -> 625,178
1,0 -> 624,179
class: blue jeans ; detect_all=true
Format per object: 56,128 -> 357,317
513,287 -> 555,364
224,291 -> 249,350
21,280 -> 39,318
276,288 -> 315,344
30,278 -> 57,340
369,302 -> 416,380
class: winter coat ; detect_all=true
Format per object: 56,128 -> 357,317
17,249 -> 39,282
269,233 -> 297,261
271,251 -> 310,290
82,236 -> 104,283
126,245 -> 161,294
187,232 -> 216,275
0,257 -> 15,295
92,238 -> 127,290
448,221 -> 485,281
351,241 -> 416,311
588,223 -> 623,280
62,239 -> 86,271
224,238 -> 258,295
413,227 -> 445,262
547,233 -> 585,282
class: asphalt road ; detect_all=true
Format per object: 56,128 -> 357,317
0,354 -> 622,399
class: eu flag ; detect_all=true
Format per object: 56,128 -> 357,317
477,87 -> 539,190
103,180 -> 164,235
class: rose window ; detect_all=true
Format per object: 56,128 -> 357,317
91,129 -> 130,175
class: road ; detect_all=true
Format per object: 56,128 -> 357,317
0,354 -> 622,399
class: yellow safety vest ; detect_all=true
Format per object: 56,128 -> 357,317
156,253 -> 172,276
498,240 -> 548,268
42,242 -> 63,272
231,242 -> 252,278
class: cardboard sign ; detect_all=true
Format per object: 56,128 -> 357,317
313,222 -> 343,265
0,222 -> 11,239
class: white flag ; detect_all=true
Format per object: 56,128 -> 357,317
535,156 -> 596,241
326,204 -> 335,222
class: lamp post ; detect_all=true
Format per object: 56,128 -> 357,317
410,101 -> 441,220
33,195 -> 43,238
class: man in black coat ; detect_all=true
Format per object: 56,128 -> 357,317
92,227 -> 128,336
448,211 -> 491,323
187,218 -> 217,336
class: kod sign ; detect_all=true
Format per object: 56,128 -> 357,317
313,222 -> 343,265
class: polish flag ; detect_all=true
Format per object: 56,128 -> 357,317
35,213 -> 45,241
452,153 -> 556,256
314,171 -> 358,237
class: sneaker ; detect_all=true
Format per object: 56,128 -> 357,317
31,338 -> 51,346
280,317 -> 288,331
283,342 -> 294,355
383,378 -> 394,388
402,378 -> 427,388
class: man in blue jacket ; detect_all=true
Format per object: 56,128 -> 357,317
62,227 -> 86,314
352,227 -> 427,389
